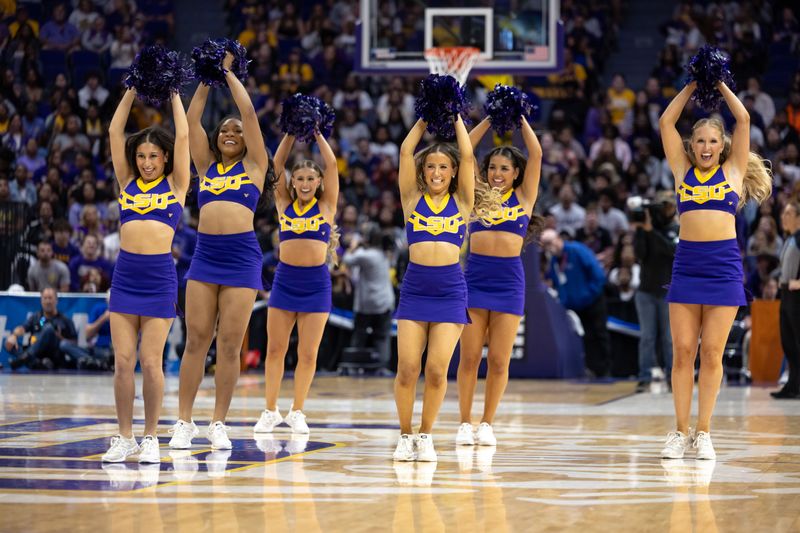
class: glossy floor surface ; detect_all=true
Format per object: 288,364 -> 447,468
0,374 -> 799,532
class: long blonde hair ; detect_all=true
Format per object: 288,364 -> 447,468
686,117 -> 772,207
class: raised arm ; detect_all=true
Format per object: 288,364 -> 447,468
170,93 -> 190,196
718,81 -> 750,181
468,117 -> 491,150
658,82 -> 695,186
454,115 -> 475,213
468,117 -> 491,180
518,116 -> 543,207
186,83 -> 214,176
224,53 -> 268,173
273,133 -> 295,206
315,132 -> 339,217
109,88 -> 136,189
398,119 -> 427,205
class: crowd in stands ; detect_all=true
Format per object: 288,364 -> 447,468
0,0 -> 798,376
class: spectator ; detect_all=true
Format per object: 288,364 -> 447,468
747,215 -> 784,257
9,164 -> 36,207
77,73 -> 110,110
369,126 -> 399,166
27,240 -> 70,292
51,218 -> 80,264
5,288 -> 88,370
597,188 -> 630,239
575,204 -> 614,265
40,3 -> 81,52
2,114 -> 25,156
337,108 -> 371,152
69,0 -> 99,33
589,125 -> 632,171
333,74 -> 374,113
276,48 -> 314,93
606,73 -> 635,132
8,6 -> 40,39
68,233 -> 113,292
739,77 -> 775,128
51,115 -> 91,161
21,102 -> 45,142
81,15 -> 112,54
342,223 -> 395,373
26,201 -> 56,247
68,181 -> 107,229
16,138 -> 46,176
76,204 -> 107,242
549,183 -> 586,236
541,228 -> 612,377
109,26 -> 138,68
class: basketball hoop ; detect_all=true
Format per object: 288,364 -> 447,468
424,46 -> 480,86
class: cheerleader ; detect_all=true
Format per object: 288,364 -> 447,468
392,116 -> 475,462
169,53 -> 272,450
456,116 -> 542,447
253,130 -> 339,435
659,81 -> 771,459
102,89 -> 189,463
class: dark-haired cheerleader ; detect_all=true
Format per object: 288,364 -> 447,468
103,88 -> 190,464
456,116 -> 543,448
170,52 -> 273,451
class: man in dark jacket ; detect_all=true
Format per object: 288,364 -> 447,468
542,229 -> 611,377
632,191 -> 679,391
5,288 -> 88,370
772,200 -> 800,399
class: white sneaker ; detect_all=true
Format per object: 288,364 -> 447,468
207,421 -> 232,450
254,408 -> 283,433
284,408 -> 310,434
138,435 -> 161,464
475,422 -> 497,446
168,419 -> 199,449
415,433 -> 437,462
661,431 -> 691,459
392,434 -> 416,462
456,423 -> 475,445
693,431 -> 716,460
101,435 -> 139,463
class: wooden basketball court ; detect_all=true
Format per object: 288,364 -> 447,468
1,374 -> 798,532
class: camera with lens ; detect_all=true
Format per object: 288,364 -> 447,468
627,196 -> 658,223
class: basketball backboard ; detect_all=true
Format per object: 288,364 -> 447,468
356,0 -> 563,77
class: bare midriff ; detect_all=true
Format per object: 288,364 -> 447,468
198,201 -> 255,235
469,231 -> 523,257
409,241 -> 461,266
280,239 -> 328,267
678,210 -> 737,241
120,221 -> 175,254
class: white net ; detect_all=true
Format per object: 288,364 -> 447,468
423,47 -> 480,86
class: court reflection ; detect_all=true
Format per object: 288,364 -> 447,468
662,459 -> 718,533
260,436 -> 322,533
392,461 -> 444,532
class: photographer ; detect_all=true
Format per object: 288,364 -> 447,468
630,190 -> 679,391
341,223 -> 395,374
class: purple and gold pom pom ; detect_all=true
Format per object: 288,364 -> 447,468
279,94 -> 336,143
191,38 -> 250,87
414,74 -> 470,140
124,45 -> 192,106
484,84 -> 537,136
685,45 -> 736,110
